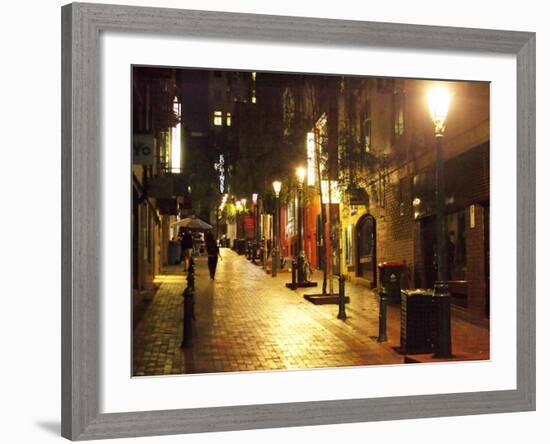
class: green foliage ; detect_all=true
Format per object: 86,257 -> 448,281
222,202 -> 237,224
338,125 -> 380,191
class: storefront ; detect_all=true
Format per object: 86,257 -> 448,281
413,142 -> 490,318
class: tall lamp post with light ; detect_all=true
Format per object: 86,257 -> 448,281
241,198 -> 249,258
286,167 -> 317,289
427,86 -> 453,358
252,193 -> 259,264
272,180 -> 282,277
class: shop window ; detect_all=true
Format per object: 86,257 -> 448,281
345,225 -> 353,266
226,112 -> 232,127
446,210 -> 467,280
398,177 -> 412,217
362,100 -> 372,152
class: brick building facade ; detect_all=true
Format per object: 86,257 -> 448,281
267,75 -> 489,320
336,78 -> 490,320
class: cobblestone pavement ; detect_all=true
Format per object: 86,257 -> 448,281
133,249 -> 489,376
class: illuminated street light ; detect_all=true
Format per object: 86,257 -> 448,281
272,180 -> 282,277
252,193 -> 258,205
427,87 -> 451,137
296,166 -> 306,185
272,180 -> 282,197
427,85 -> 452,358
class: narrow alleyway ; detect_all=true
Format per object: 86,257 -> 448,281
133,248 -> 489,376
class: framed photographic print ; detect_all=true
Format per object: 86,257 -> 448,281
61,2 -> 535,440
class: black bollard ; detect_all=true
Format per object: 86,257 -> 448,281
337,274 -> 347,320
377,286 -> 388,342
181,286 -> 194,348
187,257 -> 195,290
181,257 -> 195,349
433,282 -> 452,358
290,258 -> 297,289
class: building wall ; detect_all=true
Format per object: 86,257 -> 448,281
335,77 -> 489,319
268,74 -> 489,318
132,67 -> 181,292
465,204 -> 489,318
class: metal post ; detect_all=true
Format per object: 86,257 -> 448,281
290,258 -> 297,290
297,183 -> 305,283
433,134 -> 452,358
337,274 -> 347,320
377,286 -> 388,342
252,201 -> 259,264
435,135 -> 447,285
272,195 -> 280,277
181,257 -> 195,348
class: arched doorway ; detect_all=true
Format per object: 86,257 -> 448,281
356,214 -> 376,286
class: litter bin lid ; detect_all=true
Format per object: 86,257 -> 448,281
378,261 -> 404,268
401,289 -> 434,297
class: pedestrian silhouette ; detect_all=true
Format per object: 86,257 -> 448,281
204,231 -> 221,279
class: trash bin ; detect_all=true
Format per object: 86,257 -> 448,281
378,261 -> 404,304
167,241 -> 182,265
237,239 -> 246,255
400,289 -> 435,354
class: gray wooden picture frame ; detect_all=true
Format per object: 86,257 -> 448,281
61,2 -> 536,440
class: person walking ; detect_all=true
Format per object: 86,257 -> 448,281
180,229 -> 194,272
204,231 -> 221,279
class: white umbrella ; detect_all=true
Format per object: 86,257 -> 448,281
172,216 -> 213,231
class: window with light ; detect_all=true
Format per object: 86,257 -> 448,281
213,110 -> 222,126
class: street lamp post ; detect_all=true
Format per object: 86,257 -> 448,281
272,181 -> 282,277
252,193 -> 258,264
428,86 -> 452,358
296,167 -> 306,283
241,198 -> 249,259
286,167 -> 317,289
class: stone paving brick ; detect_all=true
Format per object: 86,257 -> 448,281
133,249 -> 489,376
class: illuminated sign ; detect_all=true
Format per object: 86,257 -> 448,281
171,97 -> 182,173
215,154 -> 225,193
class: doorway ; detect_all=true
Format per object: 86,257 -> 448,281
356,214 -> 376,286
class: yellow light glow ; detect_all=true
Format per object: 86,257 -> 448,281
296,166 -> 306,184
213,110 -> 223,126
272,180 -> 282,197
427,87 -> 451,135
